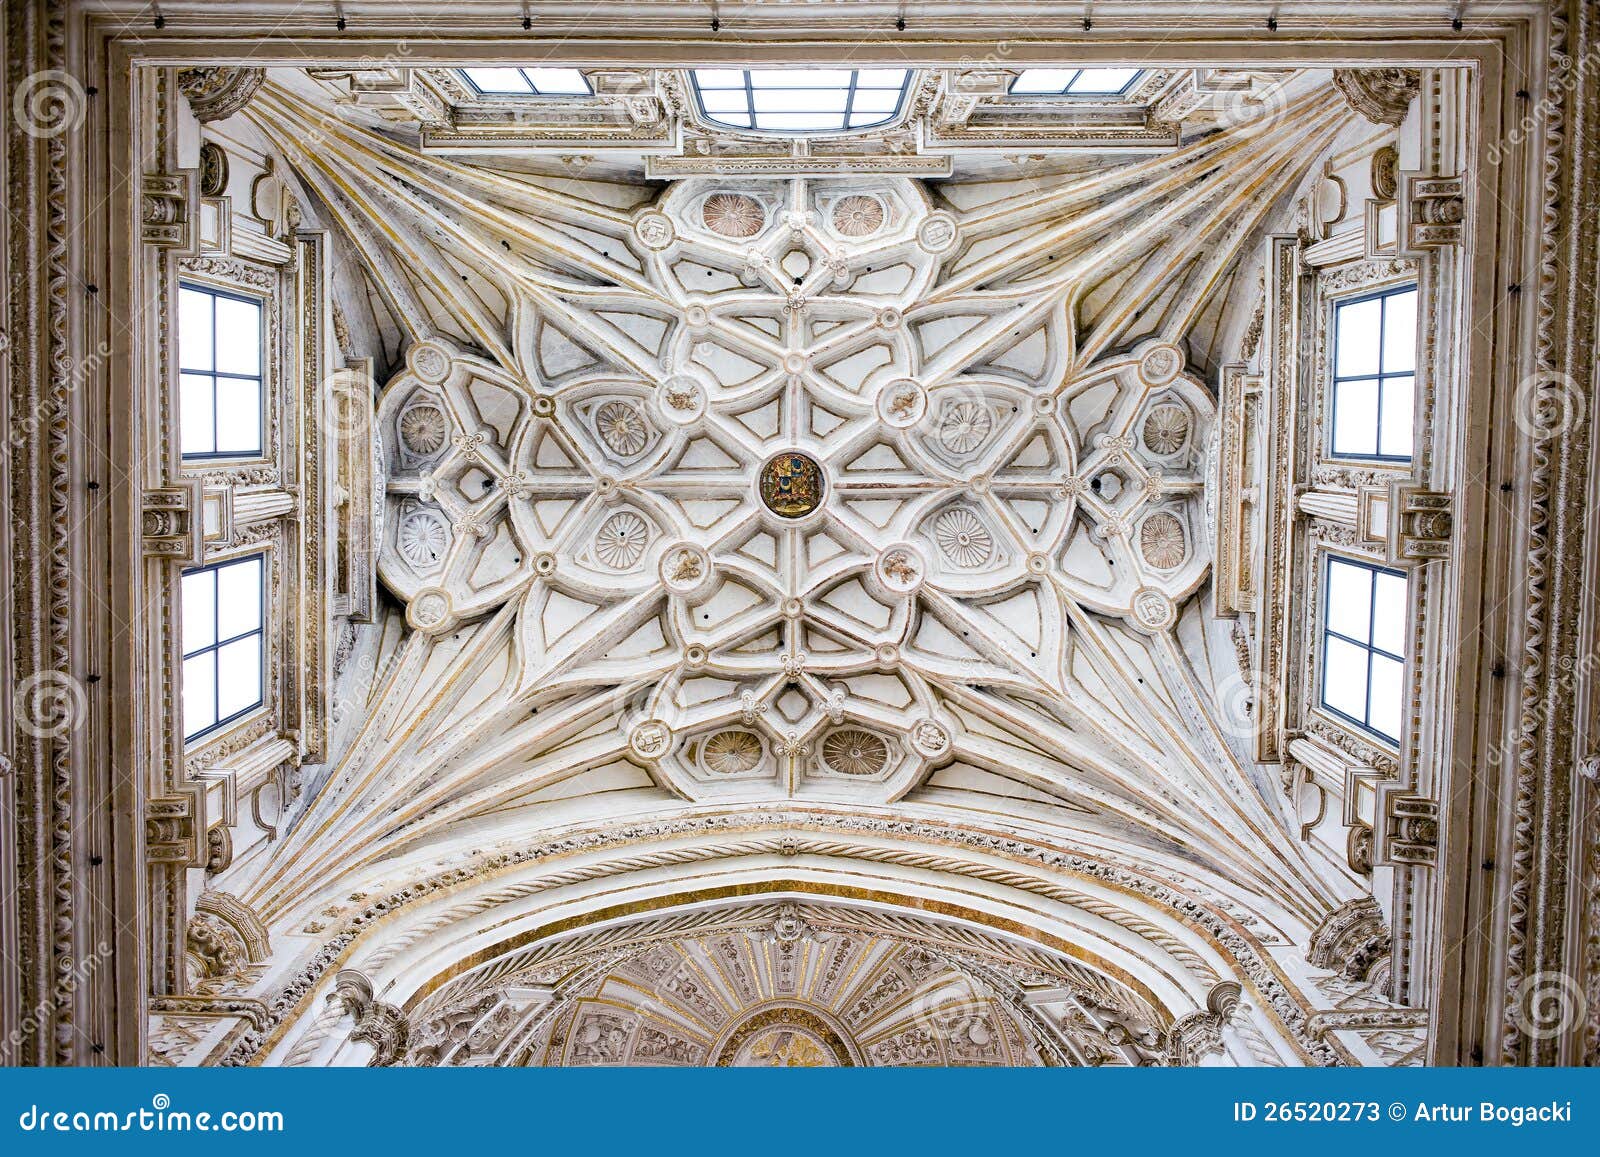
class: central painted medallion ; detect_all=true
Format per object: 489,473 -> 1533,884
758,450 -> 825,519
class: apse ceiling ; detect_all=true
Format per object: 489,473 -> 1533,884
230,66 -> 1369,1033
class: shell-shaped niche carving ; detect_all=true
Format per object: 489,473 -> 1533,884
932,506 -> 994,569
594,400 -> 651,457
702,729 -> 763,775
1138,511 -> 1187,570
831,195 -> 886,237
936,400 -> 993,456
396,501 -> 451,572
701,192 -> 766,239
1141,403 -> 1191,456
594,510 -> 650,570
819,728 -> 890,777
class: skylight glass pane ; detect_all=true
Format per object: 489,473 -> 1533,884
1367,655 -> 1404,739
214,295 -> 261,377
1335,297 -> 1382,378
1010,69 -> 1080,94
181,569 -> 216,653
852,89 -> 902,113
1325,559 -> 1373,641
692,68 -> 910,133
216,634 -> 263,719
1382,289 -> 1418,372
1322,637 -> 1370,720
757,113 -> 845,131
183,653 -> 217,738
1331,378 -> 1379,456
178,287 -> 213,371
1371,572 -> 1408,655
753,89 -> 848,113
214,375 -> 262,456
699,90 -> 749,113
463,67 -> 533,94
180,373 -> 215,456
217,558 -> 262,640
521,67 -> 591,95
1067,67 -> 1141,94
1379,375 -> 1415,458
750,69 -> 852,88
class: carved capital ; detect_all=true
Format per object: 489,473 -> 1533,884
1376,788 -> 1439,866
146,794 -> 198,864
1388,482 -> 1453,561
142,480 -> 205,565
142,172 -> 196,250
1307,897 -> 1392,981
1165,981 -> 1242,1065
1400,174 -> 1466,251
1331,68 -> 1421,126
178,67 -> 266,123
333,969 -> 409,1066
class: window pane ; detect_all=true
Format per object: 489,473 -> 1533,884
521,67 -> 590,95
1379,375 -> 1415,458
1010,69 -> 1079,94
180,372 -> 216,456
1068,67 -> 1141,93
713,113 -> 752,127
1367,655 -> 1405,739
1322,636 -> 1370,720
183,652 -> 217,738
1371,571 -> 1408,656
216,634 -> 262,719
856,69 -> 908,88
181,569 -> 216,653
1382,289 -> 1418,372
699,89 -> 748,113
851,89 -> 903,113
695,69 -> 746,89
217,558 -> 263,639
1325,559 -> 1373,641
178,287 -> 213,371
754,89 -> 849,113
214,375 -> 262,455
751,69 -> 851,88
214,295 -> 261,376
463,67 -> 532,94
1335,296 -> 1382,378
757,113 -> 846,130
1331,377 -> 1379,456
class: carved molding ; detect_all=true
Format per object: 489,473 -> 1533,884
1307,898 -> 1392,982
178,67 -> 266,123
333,970 -> 410,1066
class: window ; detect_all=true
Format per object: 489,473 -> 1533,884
179,284 -> 263,458
690,68 -> 910,132
1008,68 -> 1145,96
181,555 -> 266,741
1331,285 -> 1417,460
459,67 -> 593,96
1320,556 -> 1407,743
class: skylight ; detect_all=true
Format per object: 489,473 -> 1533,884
459,67 -> 593,96
690,68 -> 911,132
1009,68 -> 1145,96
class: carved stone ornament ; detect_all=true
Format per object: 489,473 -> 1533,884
1307,897 -> 1392,982
1331,68 -> 1422,127
334,970 -> 410,1067
177,67 -> 267,123
198,141 -> 229,198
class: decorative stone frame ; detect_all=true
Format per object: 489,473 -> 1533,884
3,1 -> 1595,1069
